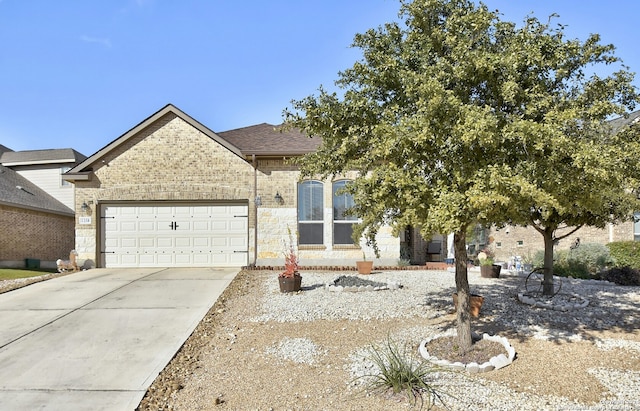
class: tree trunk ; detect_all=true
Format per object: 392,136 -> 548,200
453,230 -> 473,352
542,228 -> 555,296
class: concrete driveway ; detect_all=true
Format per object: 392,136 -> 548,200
0,267 -> 239,411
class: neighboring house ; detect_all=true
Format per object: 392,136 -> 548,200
0,161 -> 75,268
0,148 -> 86,210
65,104 -> 407,268
489,110 -> 640,263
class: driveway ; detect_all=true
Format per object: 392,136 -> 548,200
0,267 -> 238,411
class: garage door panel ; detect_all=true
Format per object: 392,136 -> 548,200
174,237 -> 191,248
193,237 -> 209,247
102,204 -> 248,267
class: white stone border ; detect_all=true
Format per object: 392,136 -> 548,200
419,330 -> 516,373
517,292 -> 590,311
325,276 -> 402,292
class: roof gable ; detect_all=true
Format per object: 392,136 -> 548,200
68,104 -> 243,175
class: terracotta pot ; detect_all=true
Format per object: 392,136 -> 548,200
452,293 -> 484,317
356,261 -> 373,275
480,264 -> 501,278
278,275 -> 302,293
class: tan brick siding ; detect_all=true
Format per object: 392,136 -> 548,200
490,221 -> 635,262
0,204 -> 75,264
74,113 -> 256,265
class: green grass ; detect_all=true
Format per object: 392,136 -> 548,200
0,268 -> 57,281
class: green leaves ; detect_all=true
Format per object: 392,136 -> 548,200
285,0 -> 640,250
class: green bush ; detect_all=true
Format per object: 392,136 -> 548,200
531,243 -> 609,279
607,241 -> 640,269
567,243 -> 611,274
599,266 -> 640,286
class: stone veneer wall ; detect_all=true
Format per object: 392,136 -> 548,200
489,222 -> 635,262
254,160 -> 400,266
74,113 -> 256,267
0,204 -> 74,267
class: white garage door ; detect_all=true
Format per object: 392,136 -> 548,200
101,204 -> 248,267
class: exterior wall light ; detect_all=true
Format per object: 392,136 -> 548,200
274,192 -> 284,204
81,201 -> 93,213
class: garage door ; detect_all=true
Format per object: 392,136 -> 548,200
101,204 -> 248,267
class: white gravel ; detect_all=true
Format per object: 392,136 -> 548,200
254,269 -> 640,410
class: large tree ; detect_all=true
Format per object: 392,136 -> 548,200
285,0 -> 639,350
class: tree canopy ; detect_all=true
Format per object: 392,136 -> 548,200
284,0 -> 639,348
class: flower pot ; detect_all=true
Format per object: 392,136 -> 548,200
481,264 -> 501,278
356,261 -> 373,275
452,293 -> 484,317
278,275 -> 302,293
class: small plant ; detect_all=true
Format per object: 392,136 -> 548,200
353,335 -> 446,410
477,248 -> 495,266
397,258 -> 411,267
279,227 -> 300,279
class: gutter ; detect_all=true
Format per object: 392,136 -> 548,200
252,154 -> 258,266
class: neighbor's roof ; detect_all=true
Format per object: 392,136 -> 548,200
0,148 -> 86,167
218,123 -> 320,156
608,110 -> 640,133
0,164 -> 74,216
0,145 -> 12,155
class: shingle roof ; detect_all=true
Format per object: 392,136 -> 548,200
217,123 -> 320,156
0,148 -> 86,166
0,145 -> 12,155
608,110 -> 640,133
0,164 -> 74,215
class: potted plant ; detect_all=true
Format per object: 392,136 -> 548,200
478,249 -> 501,278
278,228 -> 302,292
356,251 -> 373,275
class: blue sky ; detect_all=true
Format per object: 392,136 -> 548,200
1,0 -> 639,156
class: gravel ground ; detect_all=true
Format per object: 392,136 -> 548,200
3,268 -> 639,410
135,268 -> 640,411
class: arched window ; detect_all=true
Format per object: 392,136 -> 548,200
333,180 -> 357,245
298,181 -> 324,244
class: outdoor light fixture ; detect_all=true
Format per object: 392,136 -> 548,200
274,192 -> 284,204
81,200 -> 93,213
254,196 -> 262,207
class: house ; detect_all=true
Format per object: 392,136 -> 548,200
1,148 -> 86,210
0,145 -> 81,268
65,104 -> 411,269
489,110 -> 640,263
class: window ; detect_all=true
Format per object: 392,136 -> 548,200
61,167 -> 71,187
298,181 -> 323,244
333,180 -> 357,245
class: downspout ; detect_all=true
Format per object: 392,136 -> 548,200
253,154 -> 258,266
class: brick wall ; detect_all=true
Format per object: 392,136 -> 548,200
489,221 -> 635,262
74,113 -> 256,266
0,204 -> 75,266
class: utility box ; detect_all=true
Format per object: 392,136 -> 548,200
25,258 -> 40,269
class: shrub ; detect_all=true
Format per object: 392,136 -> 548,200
599,266 -> 640,286
607,241 -> 640,269
354,336 -> 445,410
531,244 -> 609,279
553,261 -> 594,279
567,243 -> 611,274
